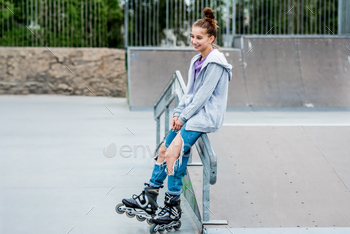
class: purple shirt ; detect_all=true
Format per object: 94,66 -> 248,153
194,49 -> 215,81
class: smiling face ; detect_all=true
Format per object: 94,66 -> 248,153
190,26 -> 215,53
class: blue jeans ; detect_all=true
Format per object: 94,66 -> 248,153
149,122 -> 202,195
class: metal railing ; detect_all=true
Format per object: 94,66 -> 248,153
2,0 -> 347,48
153,70 -> 227,230
124,0 -> 228,47
124,0 -> 345,48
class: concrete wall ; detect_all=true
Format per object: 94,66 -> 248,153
128,47 -> 243,110
128,37 -> 350,109
241,37 -> 350,108
0,47 -> 126,97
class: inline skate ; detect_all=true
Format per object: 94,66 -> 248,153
149,193 -> 182,233
115,183 -> 162,225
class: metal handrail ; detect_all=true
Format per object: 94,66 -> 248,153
153,71 -> 226,227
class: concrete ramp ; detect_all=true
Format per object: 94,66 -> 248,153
242,38 -> 304,107
127,47 -> 245,110
240,37 -> 350,108
128,37 -> 350,109
298,38 -> 350,107
188,126 -> 350,232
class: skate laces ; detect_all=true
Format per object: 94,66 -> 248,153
130,183 -> 164,204
132,190 -> 145,202
131,183 -> 151,201
158,206 -> 171,216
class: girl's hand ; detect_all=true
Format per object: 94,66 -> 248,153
174,119 -> 184,131
171,116 -> 178,129
171,116 -> 184,130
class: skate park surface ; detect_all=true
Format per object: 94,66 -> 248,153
1,95 -> 350,234
0,95 -> 199,234
190,125 -> 350,234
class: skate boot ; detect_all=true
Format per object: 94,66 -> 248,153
149,193 -> 182,233
115,183 -> 162,225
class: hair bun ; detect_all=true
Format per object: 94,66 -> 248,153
203,7 -> 215,20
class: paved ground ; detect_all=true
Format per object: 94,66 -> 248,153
0,95 -> 199,234
191,109 -> 350,234
200,126 -> 350,232
224,110 -> 350,126
1,95 -> 350,234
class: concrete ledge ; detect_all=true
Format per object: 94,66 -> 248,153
205,227 -> 350,234
0,47 -> 126,97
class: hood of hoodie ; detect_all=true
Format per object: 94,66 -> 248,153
190,49 -> 233,81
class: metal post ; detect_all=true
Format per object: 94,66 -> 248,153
232,0 -> 236,38
124,0 -> 128,47
175,95 -> 179,108
166,0 -> 169,46
202,165 -> 210,222
165,106 -> 169,136
188,150 -> 193,164
144,0 -> 147,46
226,0 -> 229,46
156,117 -> 160,146
338,0 -> 342,35
301,0 -> 304,34
139,0 -> 142,45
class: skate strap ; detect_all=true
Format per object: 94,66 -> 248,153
132,191 -> 145,202
158,206 -> 171,216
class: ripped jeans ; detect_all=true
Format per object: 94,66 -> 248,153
149,122 -> 202,195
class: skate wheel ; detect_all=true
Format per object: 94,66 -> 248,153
147,219 -> 154,225
115,203 -> 125,214
125,211 -> 135,218
136,215 -> 146,222
158,228 -> 165,234
166,227 -> 173,232
174,221 -> 181,231
149,224 -> 157,234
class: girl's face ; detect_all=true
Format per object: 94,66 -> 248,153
191,26 -> 215,52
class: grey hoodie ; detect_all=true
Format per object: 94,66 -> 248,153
173,49 -> 233,133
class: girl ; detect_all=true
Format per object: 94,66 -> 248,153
120,7 -> 232,226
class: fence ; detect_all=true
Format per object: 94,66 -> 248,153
0,0 -> 122,47
0,0 -> 346,48
124,0 -> 226,47
233,0 -> 339,35
124,0 -> 343,47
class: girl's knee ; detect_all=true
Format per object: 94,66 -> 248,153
158,143 -> 167,154
156,144 -> 168,164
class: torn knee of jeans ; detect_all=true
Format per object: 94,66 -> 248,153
160,141 -> 167,150
166,135 -> 185,176
156,159 -> 167,166
166,161 -> 178,176
154,141 -> 167,163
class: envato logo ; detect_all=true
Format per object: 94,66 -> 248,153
103,142 -> 192,158
103,143 -> 155,158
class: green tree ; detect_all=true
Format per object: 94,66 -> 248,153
0,0 -> 124,48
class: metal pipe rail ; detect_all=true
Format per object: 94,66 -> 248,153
153,70 -> 227,229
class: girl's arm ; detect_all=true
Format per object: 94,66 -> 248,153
178,63 -> 225,124
173,92 -> 187,117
